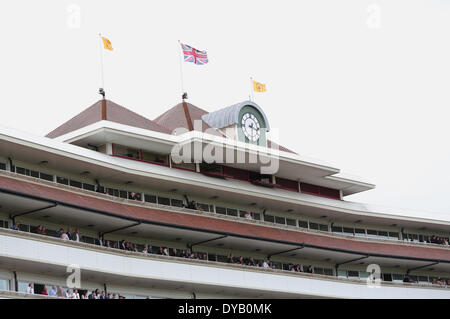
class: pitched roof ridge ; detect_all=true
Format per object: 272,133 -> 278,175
105,100 -> 171,133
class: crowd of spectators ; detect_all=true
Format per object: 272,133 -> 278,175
25,283 -> 130,299
7,221 -> 450,288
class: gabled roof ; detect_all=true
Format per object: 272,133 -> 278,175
154,102 -> 223,136
46,99 -> 171,138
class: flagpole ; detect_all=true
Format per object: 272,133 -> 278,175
98,33 -> 105,92
178,40 -> 185,101
249,76 -> 255,102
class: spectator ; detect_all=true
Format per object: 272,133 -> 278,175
41,286 -> 48,296
247,257 -> 256,266
98,234 -> 104,246
100,291 -> 106,299
163,247 -> 169,256
107,293 -> 111,299
11,221 -> 20,231
73,289 -> 80,299
105,240 -> 111,248
59,228 -> 69,240
66,227 -> 72,240
42,226 -> 47,236
263,260 -> 270,269
74,228 -> 80,242
57,287 -> 64,297
26,283 -> 34,294
49,285 -> 57,296
120,240 -> 126,250
81,291 -> 89,299
66,289 -> 73,298
112,293 -> 117,299
244,211 -> 253,220
227,253 -> 235,264
132,243 -> 138,252
36,225 -> 43,234
147,245 -> 153,254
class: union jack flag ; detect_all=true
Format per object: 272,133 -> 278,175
180,43 -> 208,65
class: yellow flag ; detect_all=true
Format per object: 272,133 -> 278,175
102,37 -> 113,51
253,80 -> 266,93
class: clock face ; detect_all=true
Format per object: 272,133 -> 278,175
241,112 -> 261,142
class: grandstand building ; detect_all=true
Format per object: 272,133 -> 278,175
0,98 -> 449,299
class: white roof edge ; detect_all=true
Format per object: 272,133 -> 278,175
50,121 -> 342,174
0,124 -> 447,224
325,173 -> 376,189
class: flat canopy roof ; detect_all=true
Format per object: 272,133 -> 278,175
1,184 -> 449,274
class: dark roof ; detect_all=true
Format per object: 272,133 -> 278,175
46,100 -> 171,138
46,98 -> 296,154
154,102 -> 223,136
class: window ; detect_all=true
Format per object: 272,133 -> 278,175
144,194 -> 157,203
30,170 -> 39,178
200,163 -> 223,174
0,220 -> 8,228
264,214 -> 275,223
217,255 -> 228,263
198,203 -> 210,212
0,278 -> 9,291
319,224 -> 329,232
332,226 -> 343,233
286,218 -> 296,226
216,207 -> 226,215
337,270 -> 347,278
366,229 -> 378,238
107,188 -> 120,197
171,159 -> 196,171
309,223 -> 319,230
359,271 -> 370,280
378,231 -> 388,238
16,167 -> 29,176
222,166 -> 249,181
343,227 -> 354,235
324,268 -> 334,276
113,144 -> 140,159
0,163 -> 5,170
382,273 -> 392,282
69,180 -> 82,188
119,190 -> 128,199
157,197 -> 170,206
314,267 -> 324,275
355,228 -> 366,236
275,216 -> 286,225
226,208 -> 238,217
39,172 -> 54,182
142,151 -> 168,165
275,177 -> 298,192
392,274 -> 404,282
347,270 -> 359,278
253,212 -> 261,220
170,199 -> 184,207
56,176 -> 69,185
388,232 -> 399,240
239,210 -> 247,218
298,220 -> 308,229
418,276 -> 429,283
83,183 -> 96,191
300,183 -> 340,199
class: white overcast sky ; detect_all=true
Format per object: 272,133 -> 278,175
0,0 -> 449,215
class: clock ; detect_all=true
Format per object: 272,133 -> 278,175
241,112 -> 261,142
